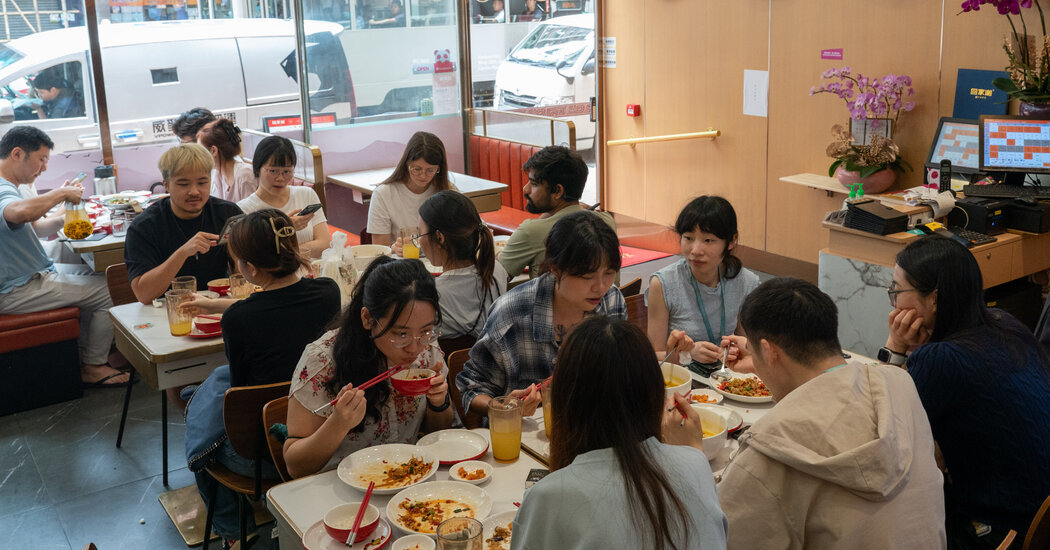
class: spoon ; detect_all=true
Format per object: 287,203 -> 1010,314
710,344 -> 732,382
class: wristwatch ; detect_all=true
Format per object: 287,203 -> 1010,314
427,393 -> 451,412
877,347 -> 907,366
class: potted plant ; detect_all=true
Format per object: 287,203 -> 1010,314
811,67 -> 916,193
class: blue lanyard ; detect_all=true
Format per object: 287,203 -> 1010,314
688,266 -> 725,344
823,363 -> 848,374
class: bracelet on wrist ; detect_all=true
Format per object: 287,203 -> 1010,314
427,393 -> 451,412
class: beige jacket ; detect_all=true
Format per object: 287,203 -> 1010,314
717,363 -> 946,550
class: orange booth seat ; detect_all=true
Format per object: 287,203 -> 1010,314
0,307 -> 83,415
470,135 -> 541,235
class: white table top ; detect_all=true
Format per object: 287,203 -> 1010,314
267,428 -> 543,541
109,301 -> 224,362
61,232 -> 125,253
327,169 -> 508,197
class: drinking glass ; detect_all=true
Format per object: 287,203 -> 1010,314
111,211 -> 128,237
164,289 -> 194,336
488,395 -> 522,462
171,275 -> 196,293
436,517 -> 483,550
401,227 -> 420,259
229,273 -> 251,299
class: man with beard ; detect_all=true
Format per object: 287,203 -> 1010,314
498,146 -> 615,280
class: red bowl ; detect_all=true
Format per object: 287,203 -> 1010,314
207,278 -> 230,296
323,502 -> 380,543
193,315 -> 222,334
390,368 -> 436,396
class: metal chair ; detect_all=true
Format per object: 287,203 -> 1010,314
105,263 -> 138,450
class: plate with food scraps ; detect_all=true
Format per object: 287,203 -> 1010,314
337,443 -> 439,495
301,517 -> 392,550
481,510 -> 516,550
710,374 -> 774,403
99,193 -> 149,210
386,480 -> 492,537
415,429 -> 489,465
448,460 -> 491,485
689,388 -> 723,405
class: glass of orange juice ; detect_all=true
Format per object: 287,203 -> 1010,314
401,228 -> 420,259
488,395 -> 522,462
164,289 -> 194,336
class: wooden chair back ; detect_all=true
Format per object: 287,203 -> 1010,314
262,396 -> 292,482
105,263 -> 136,306
439,335 -> 477,359
625,294 -> 648,333
997,530 -> 1017,550
1025,494 -> 1050,550
447,349 -> 483,429
223,381 -> 291,461
618,277 -> 642,297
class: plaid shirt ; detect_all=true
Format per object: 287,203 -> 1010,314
455,273 -> 627,411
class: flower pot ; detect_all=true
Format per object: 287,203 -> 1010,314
1019,101 -> 1050,118
833,166 -> 897,195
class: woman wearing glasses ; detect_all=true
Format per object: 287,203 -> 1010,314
884,236 -> 1050,547
283,256 -> 454,477
367,131 -> 454,246
197,118 -> 257,203
237,135 -> 331,258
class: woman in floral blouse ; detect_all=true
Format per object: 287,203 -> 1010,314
283,256 -> 454,477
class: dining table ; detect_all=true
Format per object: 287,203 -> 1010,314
61,232 -> 125,273
266,428 -> 544,548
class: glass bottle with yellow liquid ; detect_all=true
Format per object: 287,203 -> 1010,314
63,201 -> 93,240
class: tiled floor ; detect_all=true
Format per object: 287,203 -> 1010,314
0,255 -> 768,550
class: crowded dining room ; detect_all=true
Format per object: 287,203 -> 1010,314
3,1 -> 1050,550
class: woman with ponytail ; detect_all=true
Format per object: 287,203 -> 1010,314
416,190 -> 507,338
184,209 -> 340,544
197,118 -> 257,203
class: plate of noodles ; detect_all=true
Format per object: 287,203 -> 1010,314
710,374 -> 773,403
337,444 -> 439,495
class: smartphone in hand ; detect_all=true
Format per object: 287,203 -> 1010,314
70,172 -> 88,186
297,203 -> 322,216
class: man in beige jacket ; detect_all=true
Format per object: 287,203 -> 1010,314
717,277 -> 946,549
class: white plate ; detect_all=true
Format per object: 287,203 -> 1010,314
99,193 -> 149,210
481,510 -> 516,550
386,480 -> 492,536
195,290 -> 220,299
416,429 -> 489,465
448,460 -> 492,485
709,375 -> 774,403
688,388 -> 723,405
337,444 -> 439,495
302,517 -> 392,550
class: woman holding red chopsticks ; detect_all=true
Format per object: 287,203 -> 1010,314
283,256 -> 454,478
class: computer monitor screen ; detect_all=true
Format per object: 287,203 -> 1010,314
979,114 -> 1050,174
926,117 -> 979,173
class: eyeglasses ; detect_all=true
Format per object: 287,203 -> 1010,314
408,166 -> 438,177
887,287 -> 920,307
379,327 -> 440,349
410,231 -> 434,248
265,168 -> 294,178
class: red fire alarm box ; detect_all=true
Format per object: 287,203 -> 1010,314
626,104 -> 641,117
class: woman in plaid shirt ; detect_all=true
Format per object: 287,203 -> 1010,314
456,211 -> 627,416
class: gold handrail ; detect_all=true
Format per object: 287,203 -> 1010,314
469,108 -> 577,150
606,129 -> 721,147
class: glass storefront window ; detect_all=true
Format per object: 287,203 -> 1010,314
410,0 -> 453,26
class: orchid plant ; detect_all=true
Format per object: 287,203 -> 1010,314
810,67 -> 916,178
959,0 -> 1050,103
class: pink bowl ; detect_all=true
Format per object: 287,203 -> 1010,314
323,502 -> 380,543
192,315 -> 222,334
390,368 -> 436,396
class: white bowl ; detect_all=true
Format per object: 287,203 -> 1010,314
691,404 -> 728,460
336,444 -> 439,495
391,534 -> 435,550
661,362 -> 692,400
386,480 -> 492,536
416,429 -> 489,465
350,244 -> 393,272
448,460 -> 492,485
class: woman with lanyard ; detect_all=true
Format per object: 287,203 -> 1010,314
647,196 -> 760,370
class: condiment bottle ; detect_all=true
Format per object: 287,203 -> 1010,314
63,201 -> 93,239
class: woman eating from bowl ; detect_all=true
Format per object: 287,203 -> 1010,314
366,131 -> 453,246
885,236 -> 1050,546
197,118 -> 257,203
456,211 -> 626,417
414,190 -> 507,339
512,316 -> 728,550
184,209 -> 340,545
648,196 -> 759,369
283,256 -> 454,478
237,136 -> 330,258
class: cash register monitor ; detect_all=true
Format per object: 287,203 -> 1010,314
926,117 -> 980,175
979,114 -> 1050,185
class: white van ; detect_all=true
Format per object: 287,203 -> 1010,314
0,19 -> 354,154
492,14 -> 595,148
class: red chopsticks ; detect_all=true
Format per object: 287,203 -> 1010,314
311,363 -> 407,415
346,481 -> 375,546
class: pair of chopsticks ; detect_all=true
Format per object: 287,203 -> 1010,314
311,364 -> 406,415
345,481 -> 375,546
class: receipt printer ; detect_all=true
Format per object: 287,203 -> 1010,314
946,196 -> 1009,235
1006,200 -> 1050,233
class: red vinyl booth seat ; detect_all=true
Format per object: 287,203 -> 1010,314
470,135 -> 542,234
0,307 -> 82,415
0,307 -> 80,353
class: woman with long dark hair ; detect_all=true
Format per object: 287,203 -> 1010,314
197,118 -> 256,203
648,196 -> 759,367
456,211 -> 626,416
283,256 -> 454,477
885,235 -> 1050,548
416,190 -> 507,338
511,316 -> 727,550
367,131 -> 453,246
